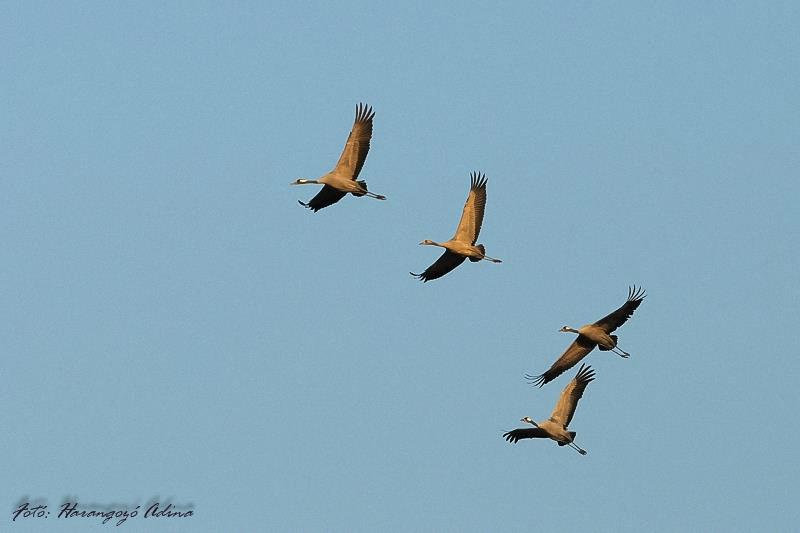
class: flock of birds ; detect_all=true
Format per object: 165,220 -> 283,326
507,286 -> 645,455
292,103 -> 646,456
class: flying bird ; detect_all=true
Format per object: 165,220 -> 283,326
504,364 -> 595,455
410,171 -> 501,282
527,286 -> 646,387
292,103 -> 386,212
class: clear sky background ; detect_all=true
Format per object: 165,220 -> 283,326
2,2 -> 799,532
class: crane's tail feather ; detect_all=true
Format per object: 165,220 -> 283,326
598,335 -> 618,351
557,433 -> 577,446
354,180 -> 386,200
469,244 -> 486,262
351,180 -> 368,197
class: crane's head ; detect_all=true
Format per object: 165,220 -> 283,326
291,178 -> 317,186
521,416 -> 538,427
419,239 -> 436,246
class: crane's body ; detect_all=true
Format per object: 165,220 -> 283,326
568,324 -> 618,351
419,239 -> 497,261
294,174 -> 375,197
526,417 -> 575,445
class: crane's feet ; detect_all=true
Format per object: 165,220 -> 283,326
613,348 -> 630,358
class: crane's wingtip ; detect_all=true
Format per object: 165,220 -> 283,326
297,200 -> 322,212
469,171 -> 488,189
524,373 -> 547,387
409,272 -> 430,283
576,364 -> 596,382
502,432 -> 517,443
355,102 -> 375,121
628,285 -> 647,300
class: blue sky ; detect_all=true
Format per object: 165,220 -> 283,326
2,2 -> 799,531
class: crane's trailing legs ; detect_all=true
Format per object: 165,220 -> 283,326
568,442 -> 588,455
611,346 -> 630,358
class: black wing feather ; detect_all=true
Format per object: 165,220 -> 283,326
503,427 -> 548,443
410,250 -> 466,282
595,285 -> 646,333
299,185 -> 347,212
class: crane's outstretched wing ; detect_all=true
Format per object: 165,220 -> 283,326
410,250 -> 467,282
503,427 -> 548,443
526,336 -> 596,387
331,103 -> 374,179
298,186 -> 347,212
549,364 -> 595,428
594,285 -> 646,333
452,172 -> 487,244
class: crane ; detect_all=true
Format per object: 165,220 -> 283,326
504,364 -> 596,455
292,103 -> 385,211
411,171 -> 501,282
527,286 -> 645,386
